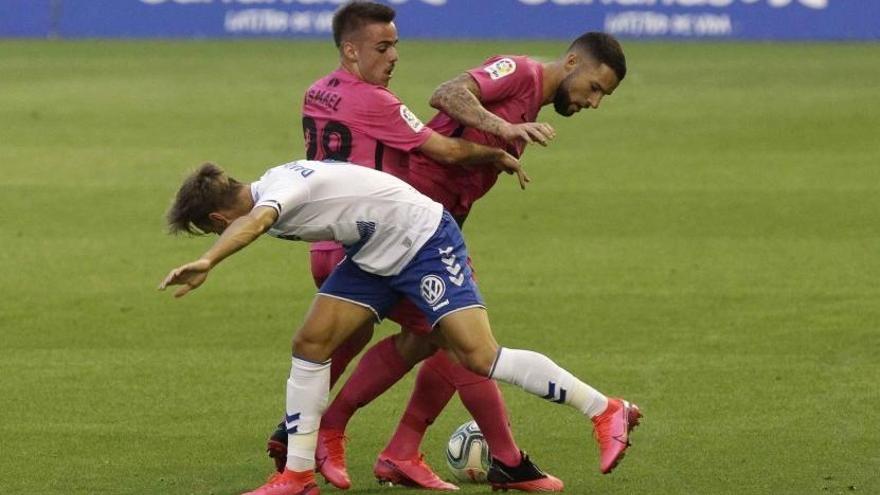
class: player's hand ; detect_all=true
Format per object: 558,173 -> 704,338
495,152 -> 531,190
501,122 -> 556,147
158,259 -> 212,298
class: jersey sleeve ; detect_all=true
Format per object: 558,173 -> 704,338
251,168 -> 310,219
466,56 -> 538,105
350,88 -> 434,152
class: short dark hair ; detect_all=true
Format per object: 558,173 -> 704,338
332,1 -> 396,48
568,32 -> 627,81
166,163 -> 244,235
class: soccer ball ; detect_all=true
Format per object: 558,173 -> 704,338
445,420 -> 490,483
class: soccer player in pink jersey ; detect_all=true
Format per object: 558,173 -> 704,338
381,31 -> 632,488
266,2 -> 638,493
410,32 -> 624,226
267,2 -> 552,492
307,31 -> 634,491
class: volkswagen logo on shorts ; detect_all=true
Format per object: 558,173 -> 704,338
420,275 -> 446,306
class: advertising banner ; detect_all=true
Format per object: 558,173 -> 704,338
2,0 -> 879,40
1,0 -> 54,37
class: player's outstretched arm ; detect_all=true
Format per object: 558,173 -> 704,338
159,259 -> 212,298
418,134 -> 530,189
159,206 -> 278,298
430,73 -> 555,146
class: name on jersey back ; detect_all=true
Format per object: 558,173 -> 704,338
306,88 -> 342,112
283,162 -> 315,177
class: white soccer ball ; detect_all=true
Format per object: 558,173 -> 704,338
445,420 -> 490,483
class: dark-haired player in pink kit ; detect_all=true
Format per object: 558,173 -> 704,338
372,32 -> 632,490
266,2 -> 639,493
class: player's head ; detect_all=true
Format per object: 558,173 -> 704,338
333,1 -> 399,87
167,163 -> 249,235
553,32 -> 626,117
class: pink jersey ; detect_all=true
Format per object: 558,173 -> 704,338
408,55 -> 544,217
302,68 -> 433,176
302,68 -> 434,251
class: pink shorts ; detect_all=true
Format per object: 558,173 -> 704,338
309,243 -> 432,335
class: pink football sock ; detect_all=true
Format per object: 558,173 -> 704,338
329,325 -> 373,388
381,354 -> 457,460
320,336 -> 413,432
442,352 -> 522,467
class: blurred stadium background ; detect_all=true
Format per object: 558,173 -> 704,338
2,1 -> 878,494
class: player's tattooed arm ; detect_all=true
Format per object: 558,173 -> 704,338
430,73 -> 555,146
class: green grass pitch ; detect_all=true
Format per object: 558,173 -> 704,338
1,39 -> 878,494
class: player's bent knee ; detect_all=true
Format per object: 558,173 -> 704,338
456,348 -> 496,377
292,328 -> 335,362
291,296 -> 376,360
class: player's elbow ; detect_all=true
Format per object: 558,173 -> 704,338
431,74 -> 480,114
249,206 -> 279,234
430,79 -> 472,113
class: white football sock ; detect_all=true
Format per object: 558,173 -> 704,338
489,347 -> 608,418
285,356 -> 331,471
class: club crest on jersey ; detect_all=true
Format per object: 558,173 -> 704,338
399,105 -> 425,132
484,58 -> 516,80
420,274 -> 446,306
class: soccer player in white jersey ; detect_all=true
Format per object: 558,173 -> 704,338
160,160 -> 641,495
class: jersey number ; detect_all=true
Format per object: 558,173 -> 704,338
303,117 -> 352,162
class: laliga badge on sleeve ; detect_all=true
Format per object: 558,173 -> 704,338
483,57 -> 517,80
399,104 -> 425,132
